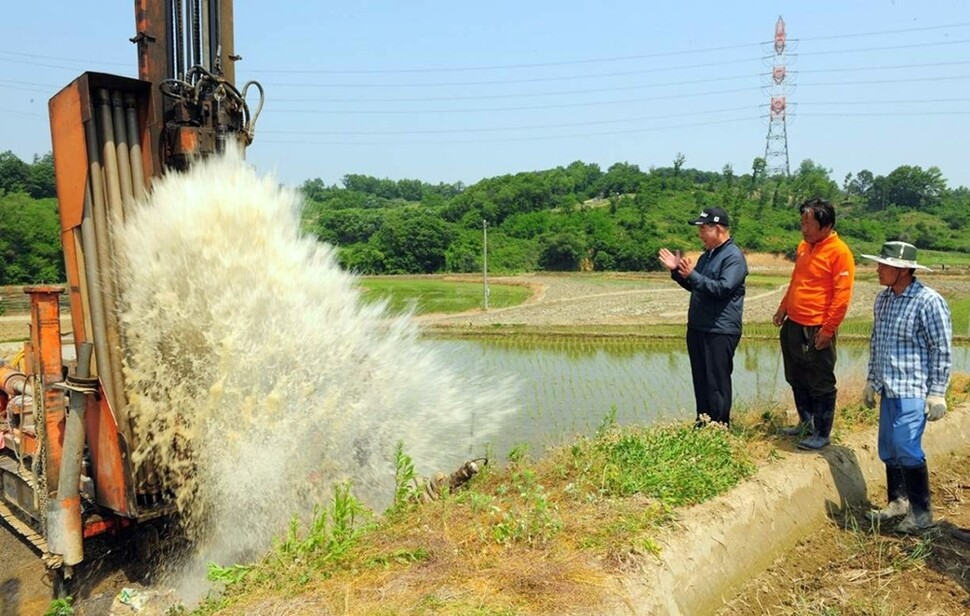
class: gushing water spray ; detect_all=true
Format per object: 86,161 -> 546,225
115,149 -> 517,585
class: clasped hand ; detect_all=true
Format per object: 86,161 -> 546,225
657,248 -> 694,276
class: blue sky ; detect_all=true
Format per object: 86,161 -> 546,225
3,1 -> 969,189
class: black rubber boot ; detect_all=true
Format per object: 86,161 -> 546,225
896,464 -> 933,533
795,388 -> 815,425
798,391 -> 835,451
780,387 -> 815,436
869,465 -> 909,522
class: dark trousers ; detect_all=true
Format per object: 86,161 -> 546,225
686,328 -> 741,425
779,319 -> 837,397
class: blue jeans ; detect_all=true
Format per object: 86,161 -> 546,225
877,397 -> 927,468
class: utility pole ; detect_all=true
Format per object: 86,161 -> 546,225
764,15 -> 792,177
482,219 -> 490,310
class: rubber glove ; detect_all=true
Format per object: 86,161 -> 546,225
862,383 -> 878,409
925,395 -> 947,421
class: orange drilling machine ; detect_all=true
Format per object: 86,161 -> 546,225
0,0 -> 262,593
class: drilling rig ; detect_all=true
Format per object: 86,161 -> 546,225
0,0 -> 262,594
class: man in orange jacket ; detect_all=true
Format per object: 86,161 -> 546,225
773,198 -> 855,450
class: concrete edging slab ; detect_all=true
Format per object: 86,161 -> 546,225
607,404 -> 970,615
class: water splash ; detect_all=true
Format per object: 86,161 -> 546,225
115,149 -> 517,585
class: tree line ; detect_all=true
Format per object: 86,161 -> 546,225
1,148 -> 968,285
302,156 -> 969,274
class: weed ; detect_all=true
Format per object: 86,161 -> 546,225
581,501 -> 669,552
391,441 -> 419,511
491,467 -> 562,545
366,547 -> 430,568
43,598 -> 73,616
207,482 -> 374,596
468,490 -> 493,513
206,563 -> 254,585
838,401 -> 880,428
894,530 -> 937,570
506,443 -> 529,463
580,422 -> 755,506
596,405 -> 618,436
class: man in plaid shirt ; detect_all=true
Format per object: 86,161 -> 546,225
862,241 -> 952,534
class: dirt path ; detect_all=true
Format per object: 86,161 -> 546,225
0,528 -> 51,616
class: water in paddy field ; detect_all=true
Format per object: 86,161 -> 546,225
115,149 -> 518,597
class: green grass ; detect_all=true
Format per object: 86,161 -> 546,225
358,277 -> 531,315
574,420 -> 755,507
912,249 -> 970,268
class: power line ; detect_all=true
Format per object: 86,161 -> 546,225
262,105 -> 755,136
259,42 -> 970,90
794,37 -> 970,57
257,115 -> 762,146
2,21 -> 968,78
0,84 -> 51,95
277,94 -> 970,117
260,56 -> 762,89
0,56 -> 134,75
0,109 -> 46,118
271,85 -> 760,111
796,21 -> 970,42
800,74 -> 970,87
798,97 -> 970,106
247,44 -> 762,74
4,19 -> 969,162
265,71 -> 970,105
263,71 -> 970,106
4,60 -> 969,107
0,49 -> 130,68
793,60 -> 970,74
232,20 -> 970,74
799,111 -> 970,117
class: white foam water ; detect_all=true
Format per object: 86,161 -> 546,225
115,149 -> 517,598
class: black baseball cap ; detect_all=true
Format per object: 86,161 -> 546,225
687,207 -> 730,227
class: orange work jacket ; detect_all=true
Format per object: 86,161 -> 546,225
778,231 -> 855,336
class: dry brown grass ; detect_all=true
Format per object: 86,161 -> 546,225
222,502 -> 615,615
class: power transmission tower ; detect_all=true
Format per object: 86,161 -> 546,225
764,16 -> 792,177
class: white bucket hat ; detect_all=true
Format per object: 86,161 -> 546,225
860,241 -> 931,271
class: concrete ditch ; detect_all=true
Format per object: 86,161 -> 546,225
605,403 -> 970,616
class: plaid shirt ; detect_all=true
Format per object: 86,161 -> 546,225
867,278 -> 952,398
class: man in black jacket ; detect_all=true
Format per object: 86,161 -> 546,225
659,207 -> 748,426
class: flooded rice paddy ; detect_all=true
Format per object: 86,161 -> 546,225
423,337 -> 970,463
